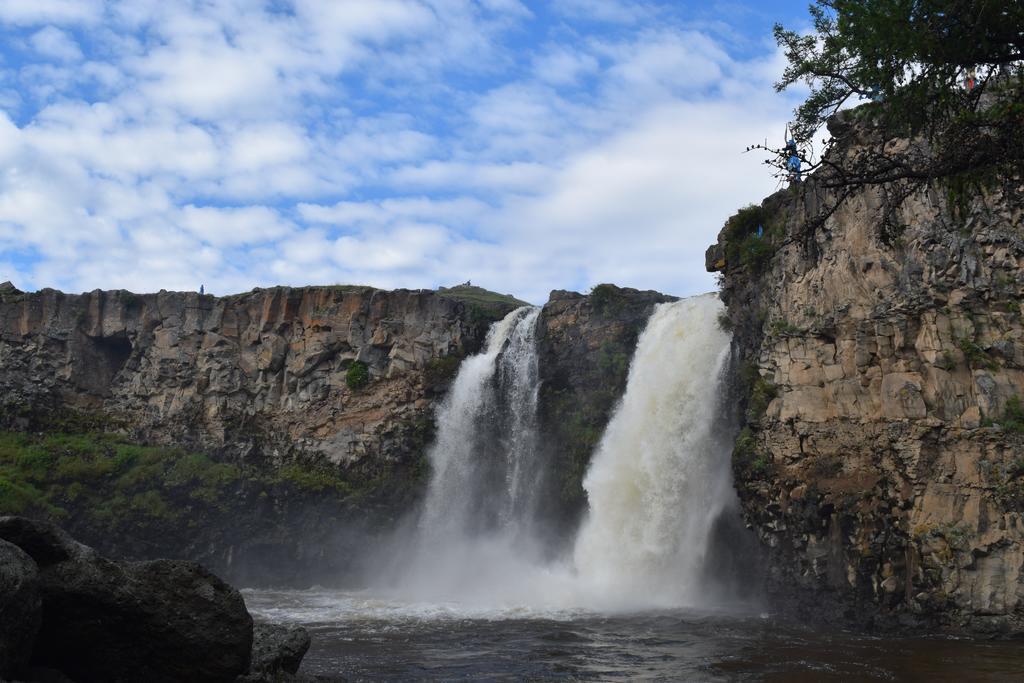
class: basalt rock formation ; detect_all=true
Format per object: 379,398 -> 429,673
0,284 -> 500,465
709,110 -> 1024,633
0,282 -> 665,585
0,284 -> 517,585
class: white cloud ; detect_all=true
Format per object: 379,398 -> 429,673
0,110 -> 21,161
334,222 -> 449,271
131,42 -> 284,120
29,26 -> 83,61
391,160 -> 554,193
334,128 -> 436,166
533,48 -> 600,86
0,1 -> 804,302
299,196 -> 489,227
552,0 -> 644,23
602,31 -> 730,101
179,205 -> 294,248
478,0 -> 533,17
228,123 -> 310,170
0,0 -> 102,26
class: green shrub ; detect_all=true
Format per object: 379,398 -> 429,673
722,205 -> 778,273
275,464 -> 351,493
749,455 -> 771,476
724,205 -> 765,243
0,429 -> 362,531
597,341 -> 630,381
769,319 -> 801,336
733,427 -> 771,476
738,233 -> 774,271
0,475 -> 46,514
589,284 -> 625,315
957,337 -> 998,371
54,454 -> 115,481
346,361 -> 370,390
165,452 -> 240,488
130,490 -> 173,519
999,396 -> 1024,434
424,356 -> 461,387
746,373 -> 778,422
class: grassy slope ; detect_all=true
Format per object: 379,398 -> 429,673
0,431 -> 357,523
436,284 -> 529,313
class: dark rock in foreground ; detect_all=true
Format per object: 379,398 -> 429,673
0,538 -> 41,679
239,621 -> 313,682
0,516 -> 311,682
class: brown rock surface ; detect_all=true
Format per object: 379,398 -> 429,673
0,286 -> 491,466
709,112 -> 1024,632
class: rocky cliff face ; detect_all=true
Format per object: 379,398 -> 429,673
708,113 -> 1024,633
0,283 -> 514,583
0,282 -> 665,585
0,284 -> 494,468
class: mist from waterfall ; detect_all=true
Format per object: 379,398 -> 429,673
384,295 -> 740,613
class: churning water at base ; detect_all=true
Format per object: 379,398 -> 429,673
380,294 -> 736,611
244,588 -> 1024,681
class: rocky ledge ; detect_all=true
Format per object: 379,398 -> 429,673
709,110 -> 1024,633
0,516 -> 311,682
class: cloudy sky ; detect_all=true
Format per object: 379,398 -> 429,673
0,0 -> 809,303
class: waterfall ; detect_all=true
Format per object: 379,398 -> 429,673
418,305 -> 542,538
393,306 -> 552,603
389,294 -> 739,612
572,294 -> 733,609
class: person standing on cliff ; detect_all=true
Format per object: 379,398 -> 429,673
785,138 -> 801,183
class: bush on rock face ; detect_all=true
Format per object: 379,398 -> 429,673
346,360 -> 370,390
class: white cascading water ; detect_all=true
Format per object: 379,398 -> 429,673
495,308 -> 542,531
393,306 -> 555,604
392,294 -> 735,612
418,305 -> 541,538
571,294 -> 733,609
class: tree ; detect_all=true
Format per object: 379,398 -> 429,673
776,0 -> 1024,143
752,1 -> 1023,238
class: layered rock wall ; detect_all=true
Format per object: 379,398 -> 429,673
0,284 -> 492,470
708,113 -> 1024,632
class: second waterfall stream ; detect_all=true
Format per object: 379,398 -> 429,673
388,294 -> 735,611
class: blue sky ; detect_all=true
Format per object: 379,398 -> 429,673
0,0 -> 809,303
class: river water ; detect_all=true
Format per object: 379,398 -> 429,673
244,588 -> 1024,681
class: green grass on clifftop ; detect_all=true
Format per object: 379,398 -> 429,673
437,284 -> 529,318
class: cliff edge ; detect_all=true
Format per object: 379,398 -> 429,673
709,109 -> 1024,633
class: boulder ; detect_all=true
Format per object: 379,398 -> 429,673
0,538 -> 42,679
238,621 -> 312,681
0,516 -> 253,682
